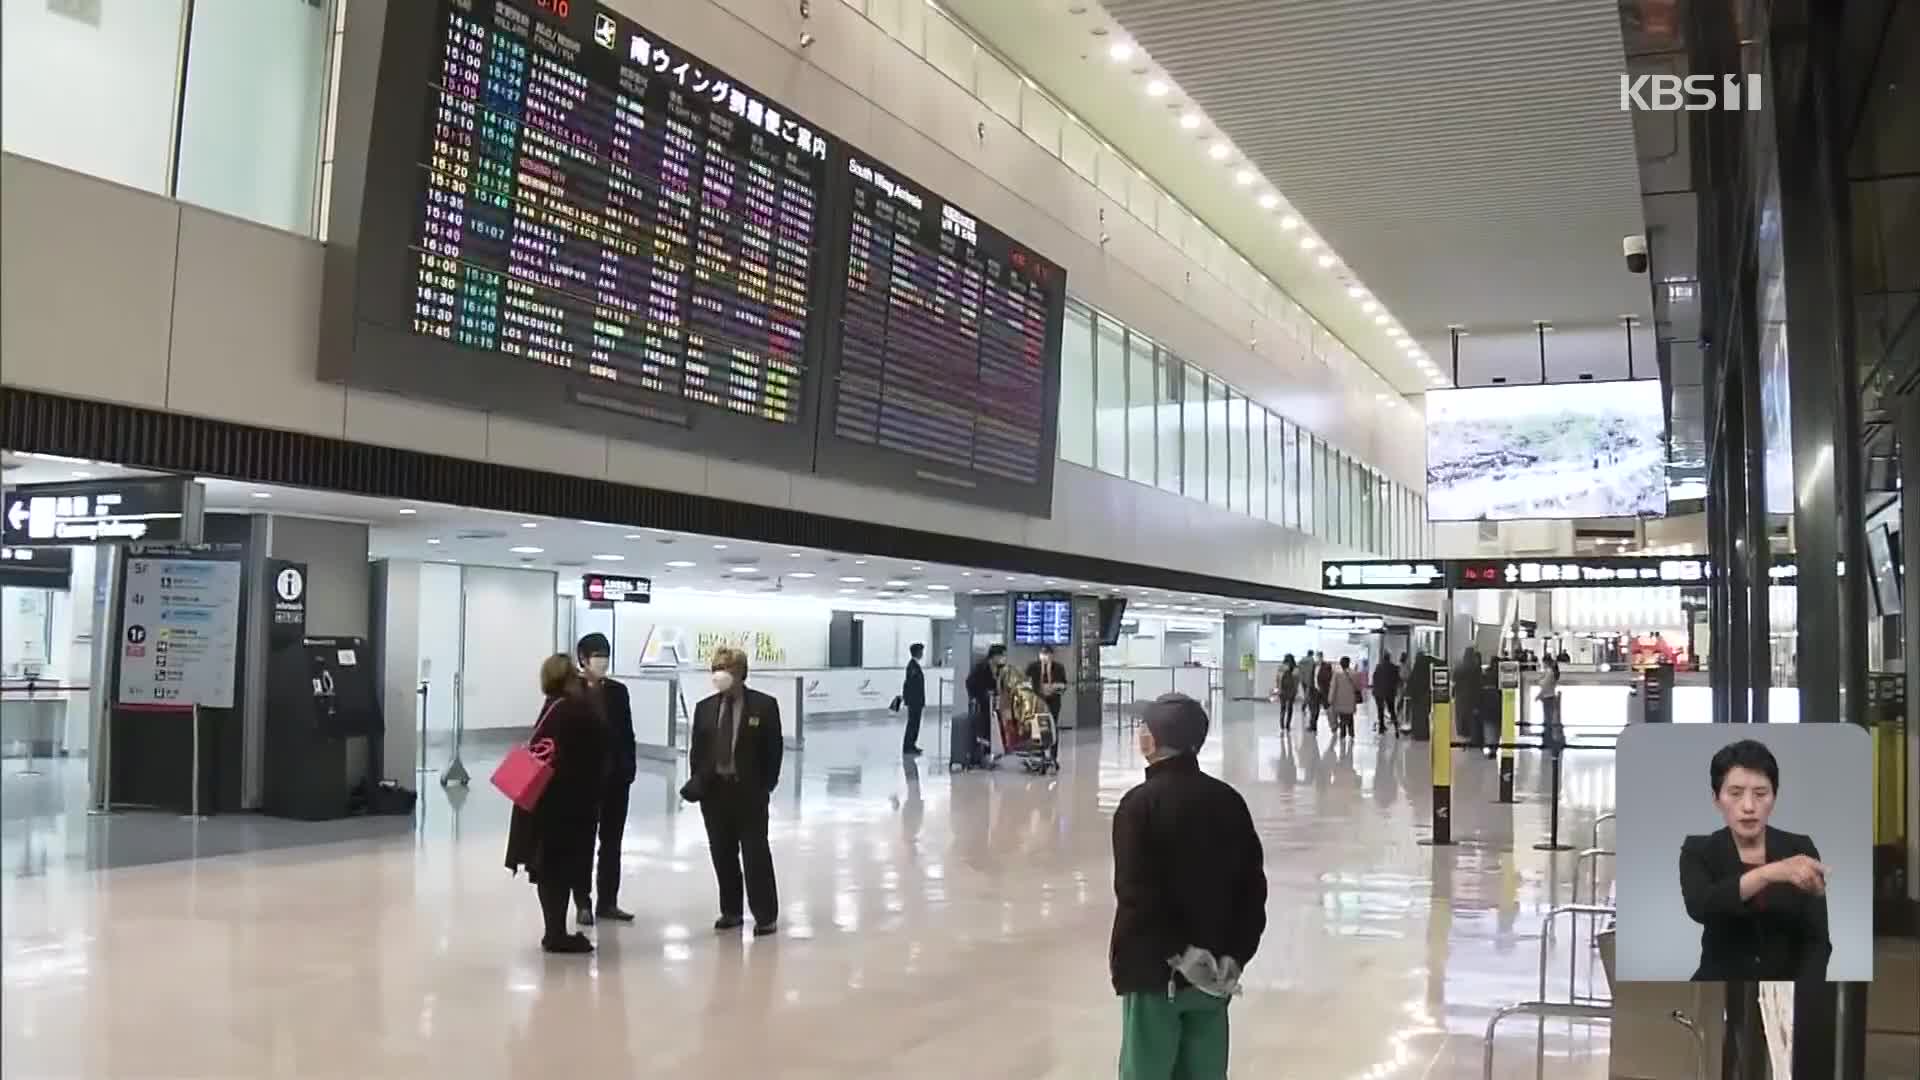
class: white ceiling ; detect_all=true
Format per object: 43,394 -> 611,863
943,0 -> 1654,389
3,452 -> 1381,622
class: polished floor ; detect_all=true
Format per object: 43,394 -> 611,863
4,703 -> 1631,1078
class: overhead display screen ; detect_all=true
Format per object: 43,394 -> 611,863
1013,594 -> 1073,646
1425,381 -> 1668,522
816,154 -> 1066,511
411,0 -> 827,425
322,0 -> 1066,514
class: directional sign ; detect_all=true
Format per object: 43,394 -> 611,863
2,478 -> 201,547
1320,561 -> 1448,590
0,544 -> 74,588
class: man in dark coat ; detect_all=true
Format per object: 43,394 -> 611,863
1373,653 -> 1402,735
1111,694 -> 1266,1077
964,645 -> 1007,762
573,633 -> 636,925
901,642 -> 927,756
1454,646 -> 1484,747
687,646 -> 784,935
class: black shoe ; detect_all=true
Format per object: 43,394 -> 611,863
714,914 -> 744,931
596,905 -> 636,922
576,904 -> 594,927
542,933 -> 594,954
752,921 -> 778,937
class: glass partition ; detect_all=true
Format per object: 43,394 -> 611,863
1206,375 -> 1229,510
1094,313 -> 1127,475
1182,365 -> 1207,499
1154,351 -> 1181,494
1059,302 -> 1095,466
1127,331 -> 1156,484
1227,391 -> 1249,514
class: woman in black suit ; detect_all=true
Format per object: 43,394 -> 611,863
1678,738 -> 1831,981
505,654 -> 608,954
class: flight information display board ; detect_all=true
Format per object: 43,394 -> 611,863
1013,594 -> 1073,646
411,0 -> 827,424
817,153 -> 1066,511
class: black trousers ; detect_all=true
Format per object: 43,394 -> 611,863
701,778 -> 778,925
577,776 -> 632,909
1377,694 -> 1398,729
902,703 -> 924,752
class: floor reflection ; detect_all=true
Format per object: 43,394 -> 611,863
1,703 -> 1629,1078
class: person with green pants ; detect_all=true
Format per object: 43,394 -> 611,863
1110,694 -> 1268,1079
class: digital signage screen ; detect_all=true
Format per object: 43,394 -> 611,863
323,0 -> 835,466
1425,381 -> 1668,522
814,153 -> 1066,515
1012,593 -> 1073,646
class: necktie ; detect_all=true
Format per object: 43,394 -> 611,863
718,696 -> 736,775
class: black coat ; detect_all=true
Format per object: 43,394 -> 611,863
689,687 -> 784,794
902,659 -> 926,709
965,658 -> 998,702
597,677 -> 637,784
504,691 -> 607,887
1679,826 -> 1831,981
1026,657 -> 1069,703
1110,754 -> 1267,995
1373,659 -> 1401,701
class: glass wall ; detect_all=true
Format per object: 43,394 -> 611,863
1155,350 -> 1181,495
1,0 -> 337,235
1059,303 -> 1095,466
1127,332 -> 1156,485
1182,366 -> 1207,500
1094,315 -> 1127,475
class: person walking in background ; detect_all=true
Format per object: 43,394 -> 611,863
1275,655 -> 1299,732
901,643 -> 927,756
1312,653 -> 1335,734
573,633 -> 636,926
504,654 -> 608,954
1328,657 -> 1360,742
1454,646 -> 1484,750
1373,653 -> 1402,736
686,647 -> 784,936
1353,658 -> 1372,725
1407,650 -> 1432,738
1537,654 -> 1564,748
1111,694 -> 1267,1080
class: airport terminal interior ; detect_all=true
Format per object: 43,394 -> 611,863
2,0 -> 1918,1076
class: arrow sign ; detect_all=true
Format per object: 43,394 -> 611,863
1504,563 -> 1520,583
5,501 -> 25,531
1325,564 -> 1343,585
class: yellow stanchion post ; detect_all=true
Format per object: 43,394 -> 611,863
1421,665 -> 1454,846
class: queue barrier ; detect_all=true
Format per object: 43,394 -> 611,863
1483,1002 -> 1704,1080
1422,737 -> 1617,851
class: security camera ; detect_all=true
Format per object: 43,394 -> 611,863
1623,234 -> 1648,274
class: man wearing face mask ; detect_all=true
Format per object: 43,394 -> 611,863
574,633 -> 636,925
686,647 -> 783,935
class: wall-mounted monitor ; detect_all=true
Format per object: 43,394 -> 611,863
1868,524 -> 1901,617
1425,381 -> 1669,521
1011,593 -> 1072,646
1097,597 -> 1129,646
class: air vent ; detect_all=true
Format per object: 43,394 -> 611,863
455,529 -> 507,541
553,559 -> 588,568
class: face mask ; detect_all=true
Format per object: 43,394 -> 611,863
585,656 -> 610,678
710,671 -> 736,694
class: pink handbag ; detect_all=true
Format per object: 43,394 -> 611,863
490,700 -> 560,811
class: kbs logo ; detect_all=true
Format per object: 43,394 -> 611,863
1619,73 -> 1762,111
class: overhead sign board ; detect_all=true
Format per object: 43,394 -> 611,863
1324,555 -> 1808,591
2,478 -> 202,547
0,545 -> 74,588
583,574 -> 652,604
1321,561 -> 1448,590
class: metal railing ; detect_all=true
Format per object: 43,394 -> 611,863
1484,1001 -> 1611,1080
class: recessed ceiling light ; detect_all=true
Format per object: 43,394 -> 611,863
1178,111 -> 1202,130
961,571 -> 972,577
712,543 -> 728,550
1298,235 -> 1318,251
1257,192 -> 1278,209
1234,168 -> 1255,186
1373,314 -> 1390,325
789,572 -> 817,579
520,522 -> 538,529
839,588 -> 858,595
510,546 -> 543,555
624,533 -> 645,540
911,565 -> 924,571
1279,215 -> 1299,231
1347,286 -> 1368,300
426,538 -> 442,545
929,584 -> 951,591
1145,78 -> 1168,97
1361,300 -> 1379,313
71,470 -> 92,478
1107,41 -> 1134,62
886,579 -> 910,587
731,566 -> 761,575
251,491 -> 272,499
788,551 -> 803,558
854,559 -> 868,565
839,576 -> 865,583
1207,141 -> 1230,161
592,553 -> 625,561
398,507 -> 417,515
1316,253 -> 1336,268
666,560 -> 696,568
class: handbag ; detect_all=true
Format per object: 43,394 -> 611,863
889,695 -> 903,713
490,700 -> 560,812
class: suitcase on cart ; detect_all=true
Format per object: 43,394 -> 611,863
951,700 -> 984,770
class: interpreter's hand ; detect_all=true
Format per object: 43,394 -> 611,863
1767,854 -> 1829,896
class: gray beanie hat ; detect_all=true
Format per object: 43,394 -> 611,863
1143,693 -> 1210,754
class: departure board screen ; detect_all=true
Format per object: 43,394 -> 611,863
409,0 -> 828,425
827,154 -> 1065,489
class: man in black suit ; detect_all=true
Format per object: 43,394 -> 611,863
687,646 -> 784,936
1025,645 -> 1070,723
574,633 -> 636,926
901,643 -> 927,756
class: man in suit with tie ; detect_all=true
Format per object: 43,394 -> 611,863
687,646 -> 783,936
1027,646 -> 1069,765
574,632 -> 636,926
901,643 -> 927,756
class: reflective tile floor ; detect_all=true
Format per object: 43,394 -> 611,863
2,704 -> 1630,1078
